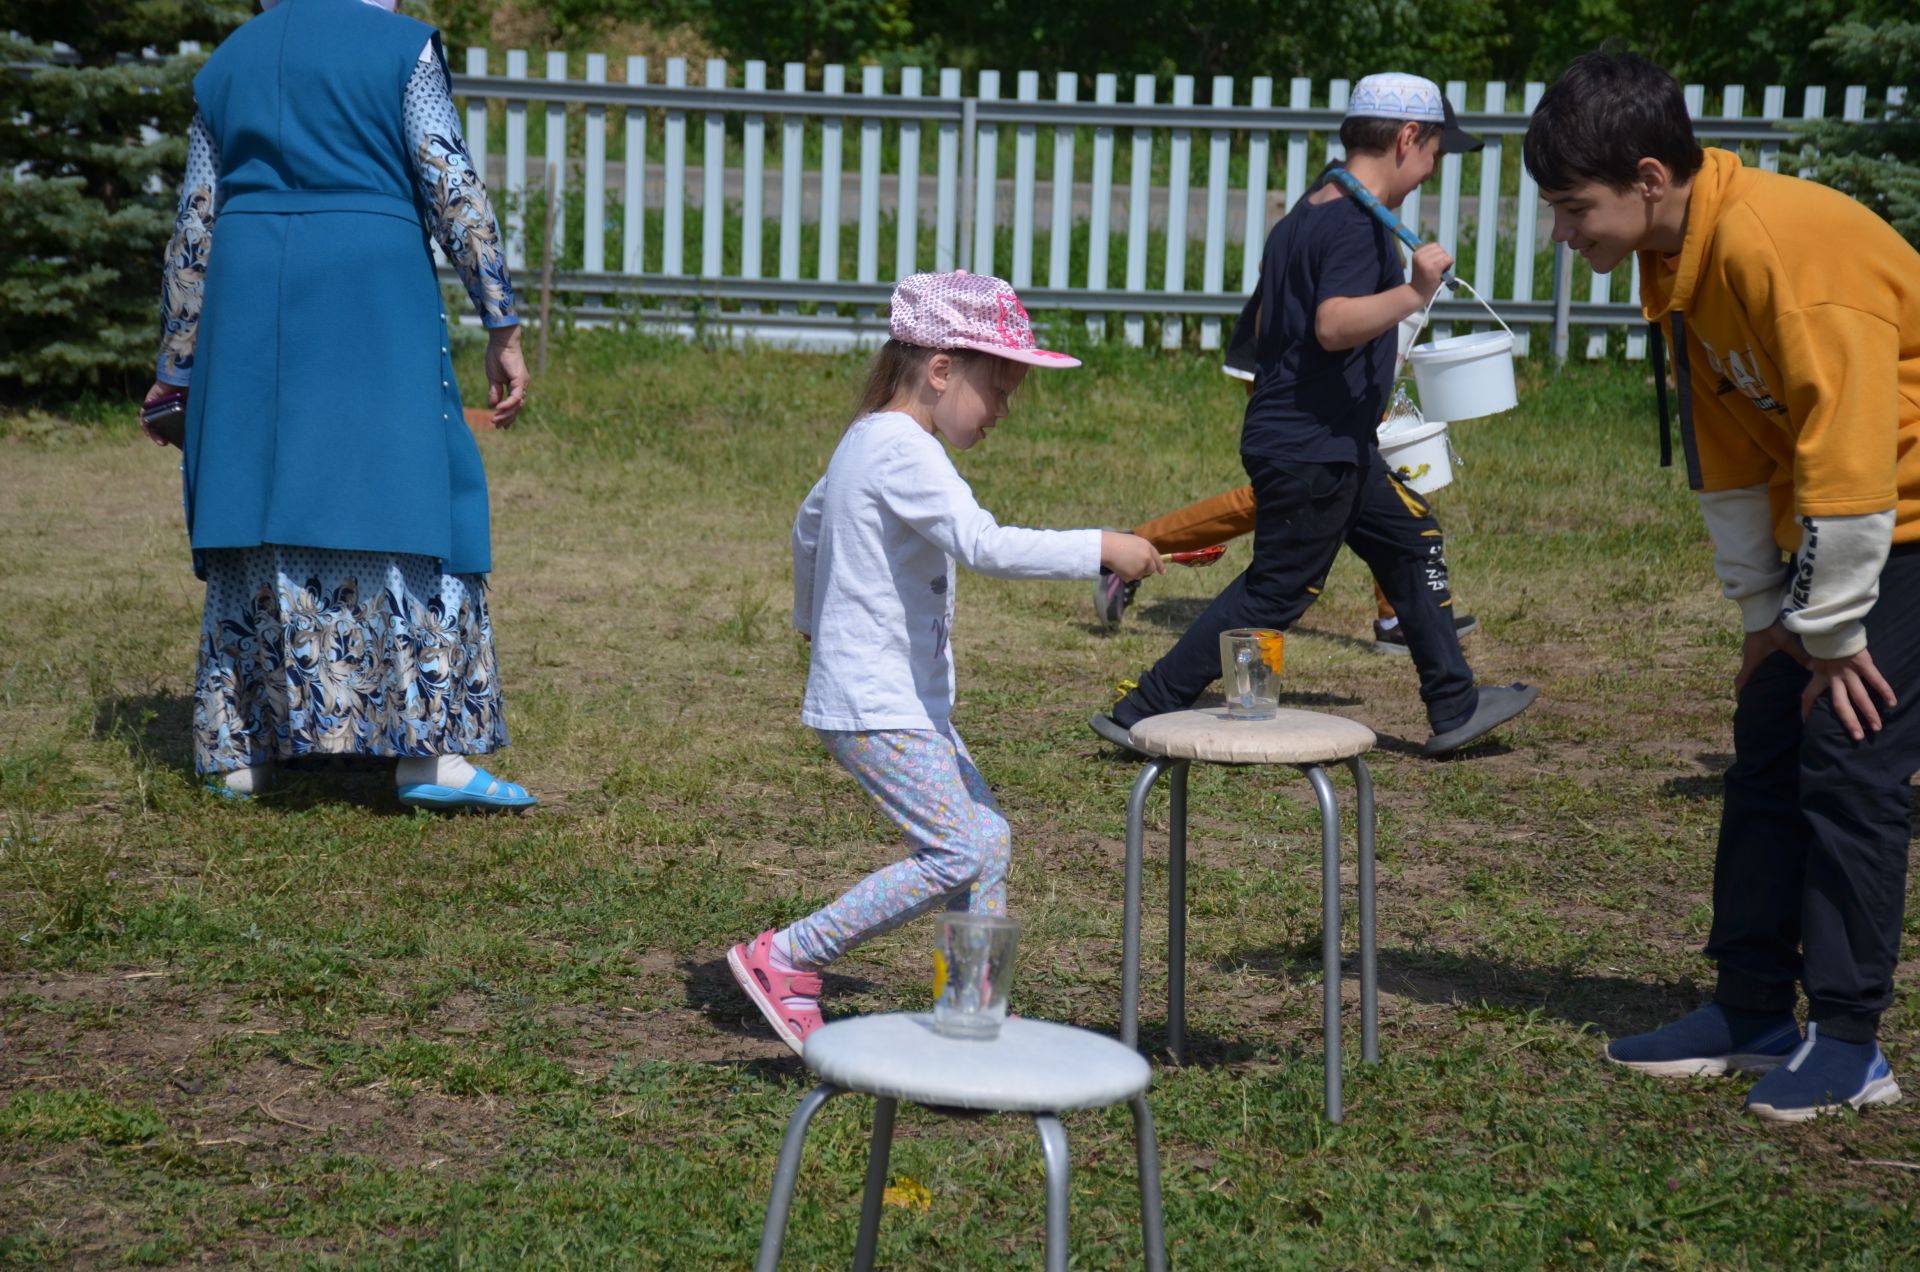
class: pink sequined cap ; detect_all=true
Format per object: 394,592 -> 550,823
888,270 -> 1082,368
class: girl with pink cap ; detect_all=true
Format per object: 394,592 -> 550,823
727,271 -> 1161,1053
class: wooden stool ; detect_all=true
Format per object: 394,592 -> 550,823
1118,707 -> 1379,1122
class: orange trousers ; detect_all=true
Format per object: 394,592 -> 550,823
1134,485 -> 1397,619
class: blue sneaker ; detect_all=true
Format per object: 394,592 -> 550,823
1745,1024 -> 1902,1123
1605,1004 -> 1802,1078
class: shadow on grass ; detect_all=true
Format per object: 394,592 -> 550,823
1222,942 -> 1701,1042
681,954 -> 881,1043
90,695 -> 482,814
266,758 -> 421,815
1660,752 -> 1733,801
94,691 -> 195,772
1663,756 -> 1920,817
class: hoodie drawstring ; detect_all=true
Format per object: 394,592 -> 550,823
1649,313 -> 1703,490
1671,312 -> 1703,491
1649,320 -> 1672,469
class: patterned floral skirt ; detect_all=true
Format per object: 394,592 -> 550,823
193,545 -> 509,774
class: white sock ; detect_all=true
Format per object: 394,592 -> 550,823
395,754 -> 480,788
1377,615 -> 1401,632
222,763 -> 272,795
769,929 -> 817,1010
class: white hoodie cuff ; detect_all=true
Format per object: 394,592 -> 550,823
1736,585 -> 1788,633
1801,621 -> 1867,661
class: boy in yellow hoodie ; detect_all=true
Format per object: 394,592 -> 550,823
1526,50 -> 1920,1122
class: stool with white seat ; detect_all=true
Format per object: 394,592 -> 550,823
1118,706 -> 1379,1122
755,1012 -> 1166,1272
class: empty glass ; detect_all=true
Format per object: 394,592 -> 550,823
931,914 -> 1019,1039
1219,628 -> 1284,719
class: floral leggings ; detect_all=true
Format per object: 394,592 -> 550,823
784,728 -> 1011,969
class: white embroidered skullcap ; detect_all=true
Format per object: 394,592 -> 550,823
1345,73 -> 1447,123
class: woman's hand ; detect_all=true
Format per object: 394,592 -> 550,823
485,325 -> 530,428
139,381 -> 182,446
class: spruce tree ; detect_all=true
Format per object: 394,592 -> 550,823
0,1 -> 244,400
1793,19 -> 1920,249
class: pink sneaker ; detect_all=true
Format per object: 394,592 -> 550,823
727,930 -> 824,1056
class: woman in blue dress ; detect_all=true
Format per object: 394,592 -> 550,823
140,0 -> 535,810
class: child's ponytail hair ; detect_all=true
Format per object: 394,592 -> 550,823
854,339 -> 979,422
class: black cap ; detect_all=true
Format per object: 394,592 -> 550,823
1439,98 -> 1484,155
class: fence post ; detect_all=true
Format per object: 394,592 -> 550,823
504,49 -> 528,269
936,69 -> 962,272
1161,75 -> 1194,350
1086,72 -> 1117,341
958,95 -> 977,272
663,57 -> 687,276
971,71 -> 1000,275
819,64 -> 845,284
584,53 -> 606,282
545,52 -> 569,267
1199,74 -> 1232,351
1551,242 -> 1573,367
1122,73 -> 1155,349
897,67 -> 923,283
779,62 -> 804,311
1511,81 -> 1544,356
1012,69 -> 1039,289
742,61 -> 766,289
704,58 -> 728,278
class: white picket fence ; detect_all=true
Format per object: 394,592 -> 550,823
445,53 -> 1908,358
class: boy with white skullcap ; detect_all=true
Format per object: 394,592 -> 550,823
1095,73 -> 1535,756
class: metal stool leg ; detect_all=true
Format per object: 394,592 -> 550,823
1131,1094 -> 1168,1272
1122,758 -> 1174,1050
1165,760 -> 1191,1063
1349,756 -> 1378,1064
755,1083 -> 843,1272
850,1097 -> 898,1272
1305,765 -> 1343,1123
1034,1113 -> 1072,1272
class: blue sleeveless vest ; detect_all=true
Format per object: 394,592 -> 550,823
183,0 -> 490,576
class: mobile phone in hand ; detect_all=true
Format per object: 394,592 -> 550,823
140,391 -> 187,448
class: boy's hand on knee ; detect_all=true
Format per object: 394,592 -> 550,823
1735,621 -> 1809,692
1101,531 -> 1165,582
1802,648 -> 1898,741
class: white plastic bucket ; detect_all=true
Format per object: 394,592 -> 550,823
1377,416 -> 1452,493
1408,329 -> 1517,422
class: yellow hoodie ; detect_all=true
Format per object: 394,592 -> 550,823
1639,147 -> 1920,551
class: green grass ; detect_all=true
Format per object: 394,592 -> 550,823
2,337 -> 1917,1267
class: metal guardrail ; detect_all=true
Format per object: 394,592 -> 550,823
441,267 -> 1651,343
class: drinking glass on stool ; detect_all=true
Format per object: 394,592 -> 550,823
932,913 -> 1017,1039
1219,628 -> 1283,720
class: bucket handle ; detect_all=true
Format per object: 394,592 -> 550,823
1413,275 -> 1514,341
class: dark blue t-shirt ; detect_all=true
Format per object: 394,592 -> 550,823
1240,191 -> 1404,467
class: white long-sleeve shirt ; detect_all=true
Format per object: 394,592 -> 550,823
794,411 -> 1103,731
1698,484 -> 1892,659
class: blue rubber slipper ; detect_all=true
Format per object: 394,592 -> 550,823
397,768 -> 538,812
201,780 -> 253,802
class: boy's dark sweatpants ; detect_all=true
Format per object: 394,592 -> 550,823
1709,544 -> 1920,1043
1117,449 -> 1477,732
